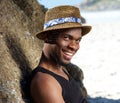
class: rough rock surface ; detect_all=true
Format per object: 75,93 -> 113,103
0,0 -> 46,102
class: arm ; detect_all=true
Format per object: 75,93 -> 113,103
30,72 -> 65,103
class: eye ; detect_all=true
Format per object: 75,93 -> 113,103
76,38 -> 82,43
63,35 -> 70,41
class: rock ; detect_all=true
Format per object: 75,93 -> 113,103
77,0 -> 120,11
0,0 -> 46,102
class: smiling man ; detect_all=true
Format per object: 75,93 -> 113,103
30,5 -> 91,103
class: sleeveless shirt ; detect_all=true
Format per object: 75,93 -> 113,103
30,66 -> 88,103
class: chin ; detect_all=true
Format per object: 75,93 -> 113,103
60,60 -> 71,67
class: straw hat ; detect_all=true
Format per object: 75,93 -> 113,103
36,5 -> 92,40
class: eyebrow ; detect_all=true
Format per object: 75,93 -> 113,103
63,33 -> 82,40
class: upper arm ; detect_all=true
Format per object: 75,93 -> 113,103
30,72 -> 65,103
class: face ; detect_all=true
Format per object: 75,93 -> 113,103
45,28 -> 82,66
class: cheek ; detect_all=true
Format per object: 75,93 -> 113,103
56,40 -> 67,48
54,42 -> 65,57
78,44 -> 80,50
76,44 -> 80,52
53,44 -> 62,54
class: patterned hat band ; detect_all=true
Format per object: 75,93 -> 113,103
44,17 -> 82,29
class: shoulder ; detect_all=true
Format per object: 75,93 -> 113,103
31,71 -> 61,89
30,72 -> 64,103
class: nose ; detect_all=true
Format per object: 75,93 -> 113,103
68,40 -> 79,51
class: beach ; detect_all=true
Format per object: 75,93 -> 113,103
72,10 -> 120,103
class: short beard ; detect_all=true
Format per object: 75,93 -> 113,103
50,52 -> 69,67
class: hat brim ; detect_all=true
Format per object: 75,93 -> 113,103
36,22 -> 92,40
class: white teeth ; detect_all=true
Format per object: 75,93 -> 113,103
64,52 -> 73,56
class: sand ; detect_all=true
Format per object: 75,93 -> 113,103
72,10 -> 120,103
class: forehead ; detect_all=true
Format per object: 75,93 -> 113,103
59,28 -> 82,38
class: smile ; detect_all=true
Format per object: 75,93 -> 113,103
64,52 -> 73,56
63,51 -> 74,60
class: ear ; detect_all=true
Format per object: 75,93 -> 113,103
44,32 -> 57,44
44,34 -> 49,43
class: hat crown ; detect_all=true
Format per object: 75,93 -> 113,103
45,5 -> 81,23
36,5 -> 92,40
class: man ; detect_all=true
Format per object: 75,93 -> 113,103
30,5 -> 91,103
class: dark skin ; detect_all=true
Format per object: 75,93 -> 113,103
30,28 -> 82,103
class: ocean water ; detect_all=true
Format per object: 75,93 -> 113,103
81,10 -> 120,24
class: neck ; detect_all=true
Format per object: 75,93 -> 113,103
39,52 -> 63,71
39,52 -> 69,80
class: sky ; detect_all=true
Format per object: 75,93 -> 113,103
37,0 -> 83,8
37,0 -> 120,23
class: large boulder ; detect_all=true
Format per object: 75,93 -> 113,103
0,0 -> 46,102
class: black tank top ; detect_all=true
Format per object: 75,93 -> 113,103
30,66 -> 88,103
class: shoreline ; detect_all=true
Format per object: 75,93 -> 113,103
81,10 -> 120,24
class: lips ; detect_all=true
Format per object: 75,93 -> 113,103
63,51 -> 74,60
64,52 -> 73,56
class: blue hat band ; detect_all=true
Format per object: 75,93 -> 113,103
44,17 -> 81,29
